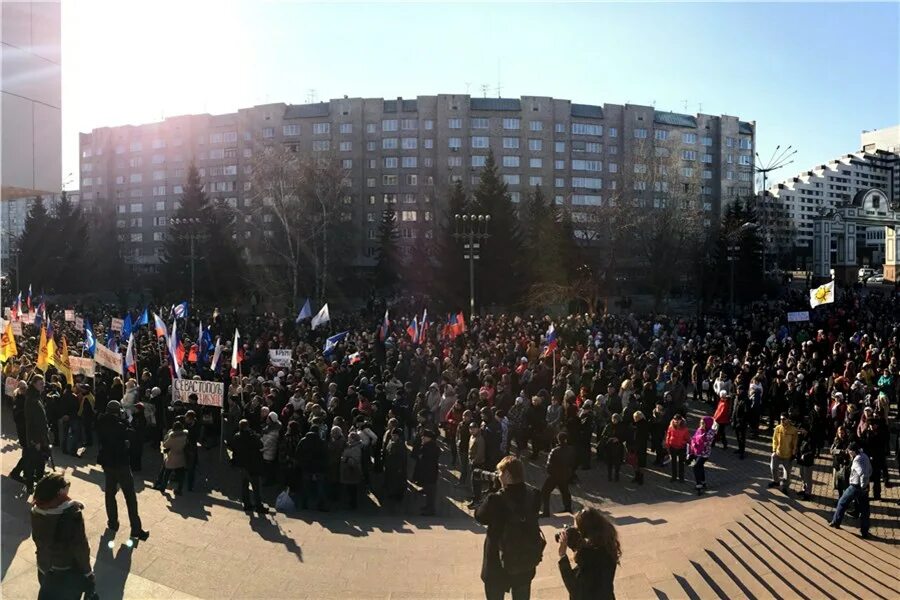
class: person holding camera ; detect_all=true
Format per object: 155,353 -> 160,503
96,400 -> 149,540
30,473 -> 95,600
541,432 -> 575,517
556,507 -> 620,600
475,456 -> 545,600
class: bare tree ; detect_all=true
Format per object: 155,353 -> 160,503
243,145 -> 350,309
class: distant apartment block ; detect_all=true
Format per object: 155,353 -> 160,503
1,1 -> 61,201
78,95 -> 755,274
762,126 -> 899,268
0,191 -> 80,276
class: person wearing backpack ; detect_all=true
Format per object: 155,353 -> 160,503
475,456 -> 545,600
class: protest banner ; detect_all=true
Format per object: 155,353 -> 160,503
70,356 -> 96,378
65,310 -> 76,322
787,311 -> 810,323
11,321 -> 22,337
94,344 -> 123,375
74,316 -> 84,332
22,312 -> 34,324
268,349 -> 293,367
173,378 -> 224,407
4,377 -> 18,397
110,318 -> 124,332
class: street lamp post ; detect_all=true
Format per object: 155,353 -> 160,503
170,217 -> 202,306
453,213 -> 490,320
754,145 -> 797,274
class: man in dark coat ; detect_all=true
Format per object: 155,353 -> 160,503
96,400 -> 149,540
296,428 -> 327,511
412,429 -> 440,516
8,381 -> 29,483
228,419 -> 267,513
540,432 -> 576,517
24,375 -> 50,495
475,456 -> 542,600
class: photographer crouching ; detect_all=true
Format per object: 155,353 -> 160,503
474,456 -> 545,600
556,507 -> 620,600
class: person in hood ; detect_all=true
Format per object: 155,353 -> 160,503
689,416 -> 716,495
96,400 -> 149,540
30,474 -> 94,600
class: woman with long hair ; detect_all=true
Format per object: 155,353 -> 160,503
557,507 -> 620,600
689,416 -> 716,495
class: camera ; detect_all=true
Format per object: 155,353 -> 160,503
554,525 -> 582,550
471,468 -> 499,483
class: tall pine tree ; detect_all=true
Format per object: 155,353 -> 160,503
472,150 -> 524,308
433,180 -> 468,310
16,197 -> 52,292
373,207 -> 400,295
160,163 -> 245,302
50,190 -> 89,292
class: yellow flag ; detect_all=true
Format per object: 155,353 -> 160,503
36,325 -> 49,371
46,335 -> 57,369
0,321 -> 17,362
56,336 -> 73,386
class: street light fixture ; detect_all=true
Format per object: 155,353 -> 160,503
754,145 -> 797,273
453,213 -> 490,320
170,217 -> 203,306
728,221 -> 757,320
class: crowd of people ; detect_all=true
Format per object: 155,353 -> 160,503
3,284 -> 899,599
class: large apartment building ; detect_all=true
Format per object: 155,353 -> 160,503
762,125 -> 899,268
0,191 -> 81,277
78,95 -> 755,274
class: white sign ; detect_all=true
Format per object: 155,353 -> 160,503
787,311 -> 810,323
70,356 -> 96,378
3,308 -> 9,319
74,316 -> 84,332
22,312 -> 34,324
94,344 -> 123,375
4,377 -> 19,397
11,321 -> 22,337
110,318 -> 124,332
268,349 -> 293,367
173,378 -> 224,407
65,310 -> 76,322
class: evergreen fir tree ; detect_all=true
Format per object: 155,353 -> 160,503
433,180 -> 468,310
89,203 -> 130,295
373,207 -> 400,295
473,150 -> 525,308
16,197 -> 51,291
50,190 -> 89,292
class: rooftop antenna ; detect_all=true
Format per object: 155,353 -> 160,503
465,82 -> 471,94
480,84 -> 489,99
651,99 -> 656,108
682,99 -> 689,111
496,58 -> 502,98
697,102 -> 703,113
306,89 -> 317,104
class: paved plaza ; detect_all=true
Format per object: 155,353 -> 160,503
2,402 -> 898,599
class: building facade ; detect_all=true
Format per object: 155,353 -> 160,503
762,127 -> 899,268
78,95 -> 755,274
1,1 -> 61,201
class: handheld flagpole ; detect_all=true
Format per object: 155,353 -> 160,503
552,347 -> 557,381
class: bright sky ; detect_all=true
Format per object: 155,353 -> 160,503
62,1 -> 899,190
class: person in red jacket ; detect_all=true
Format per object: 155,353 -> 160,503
665,414 -> 691,482
443,400 -> 465,468
713,391 -> 731,450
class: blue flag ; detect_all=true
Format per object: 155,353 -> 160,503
171,302 -> 189,319
296,298 -> 312,323
136,308 -> 149,327
323,331 -> 349,356
106,329 -> 117,350
84,319 -> 96,357
122,313 -> 133,340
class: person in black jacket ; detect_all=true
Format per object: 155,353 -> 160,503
629,411 -> 649,485
412,429 -> 440,516
8,382 -> 29,483
541,432 -> 576,517
183,410 -> 201,491
228,419 -> 267,513
557,507 -> 620,600
23,376 -> 50,495
297,428 -> 327,511
475,456 -> 542,600
731,389 -> 749,460
96,400 -> 149,540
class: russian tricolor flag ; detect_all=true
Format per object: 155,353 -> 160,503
540,324 -> 558,358
406,316 -> 418,343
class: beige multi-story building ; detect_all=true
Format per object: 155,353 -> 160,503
78,95 -> 755,274
1,1 -> 61,201
762,126 -> 899,268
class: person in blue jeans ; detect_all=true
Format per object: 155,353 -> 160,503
829,443 -> 872,539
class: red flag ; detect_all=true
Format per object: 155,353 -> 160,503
175,341 -> 186,365
187,344 -> 198,363
456,312 -> 466,334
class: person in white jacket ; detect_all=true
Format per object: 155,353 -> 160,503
261,412 -> 281,484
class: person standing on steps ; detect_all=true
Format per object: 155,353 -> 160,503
557,507 -> 620,600
689,416 -> 716,495
628,411 -> 649,485
96,400 -> 149,541
541,432 -> 576,517
829,442 -> 872,539
227,419 -> 268,514
769,413 -> 798,494
665,414 -> 690,482
23,375 -> 50,496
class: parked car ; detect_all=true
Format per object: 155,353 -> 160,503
858,267 -> 875,282
870,271 -> 884,284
